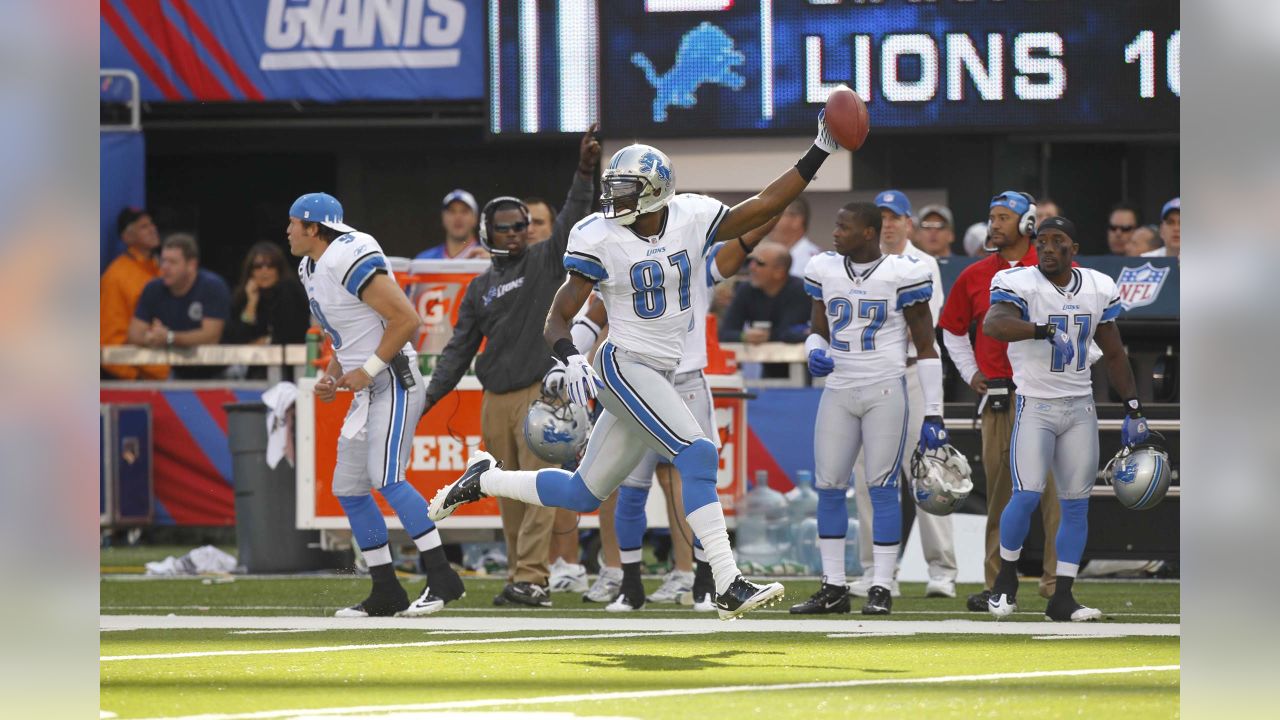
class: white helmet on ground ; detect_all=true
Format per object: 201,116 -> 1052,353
523,390 -> 591,465
1101,431 -> 1172,510
600,144 -> 675,226
909,444 -> 974,516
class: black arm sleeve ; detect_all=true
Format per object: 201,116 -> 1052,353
424,279 -> 486,406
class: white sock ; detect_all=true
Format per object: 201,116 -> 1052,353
363,544 -> 392,567
1056,561 -> 1079,578
686,503 -> 739,594
413,528 -> 441,553
693,545 -> 707,563
819,537 -> 847,586
480,469 -> 543,505
1000,545 -> 1022,562
619,548 -> 643,564
872,543 -> 899,589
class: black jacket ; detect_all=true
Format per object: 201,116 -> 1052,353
718,276 -> 813,344
426,171 -> 594,405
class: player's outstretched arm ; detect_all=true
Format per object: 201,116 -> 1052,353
714,114 -> 839,242
336,273 -> 421,391
714,214 -> 779,279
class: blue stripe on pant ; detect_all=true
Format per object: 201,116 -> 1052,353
599,343 -> 689,456
381,376 -> 407,487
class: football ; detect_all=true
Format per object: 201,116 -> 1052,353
824,86 -> 871,151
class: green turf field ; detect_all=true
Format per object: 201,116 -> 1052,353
101,574 -> 1179,719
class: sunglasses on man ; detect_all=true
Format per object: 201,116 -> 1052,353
1108,224 -> 1136,233
492,221 -> 528,233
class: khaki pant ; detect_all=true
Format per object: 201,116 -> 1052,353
982,393 -> 1058,597
481,381 -> 558,586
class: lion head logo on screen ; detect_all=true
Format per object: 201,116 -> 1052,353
631,22 -> 745,123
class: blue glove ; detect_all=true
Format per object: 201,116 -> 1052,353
1047,326 -> 1074,365
808,349 -> 834,377
919,415 -> 948,451
1121,398 -> 1150,447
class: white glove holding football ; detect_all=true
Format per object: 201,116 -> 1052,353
564,353 -> 602,407
542,358 -> 568,397
814,109 -> 839,154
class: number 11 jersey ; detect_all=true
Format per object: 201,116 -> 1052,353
563,193 -> 728,371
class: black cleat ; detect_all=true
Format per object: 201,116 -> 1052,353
714,576 -> 785,620
967,589 -> 992,612
606,563 -> 646,612
428,452 -> 497,521
790,581 -> 851,615
493,583 -> 512,606
682,560 -> 715,608
1045,594 -> 1102,622
861,584 -> 893,615
503,581 -> 553,608
334,582 -> 409,618
427,563 -> 467,604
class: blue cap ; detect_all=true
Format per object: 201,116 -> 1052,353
290,193 -> 355,234
442,188 -> 478,213
1161,197 -> 1180,219
874,190 -> 911,217
990,190 -> 1032,216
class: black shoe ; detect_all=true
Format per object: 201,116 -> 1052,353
1044,593 -> 1102,622
713,576 -> 785,620
503,581 -> 553,608
493,583 -> 512,606
691,560 -> 714,603
607,563 -> 645,612
966,589 -> 992,612
790,582 -> 851,614
428,451 -> 497,521
426,563 -> 467,604
861,585 -> 893,615
334,581 -> 409,618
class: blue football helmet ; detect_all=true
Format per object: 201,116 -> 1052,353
523,390 -> 591,465
1102,431 -> 1172,510
600,144 -> 675,226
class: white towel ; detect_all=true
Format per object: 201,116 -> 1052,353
261,382 -> 298,469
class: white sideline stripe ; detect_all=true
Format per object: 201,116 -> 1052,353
98,605 -> 1181,618
127,665 -> 1180,720
100,615 -> 1179,637
101,631 -> 691,662
1033,634 -> 1126,640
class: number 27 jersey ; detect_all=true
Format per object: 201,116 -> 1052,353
563,193 -> 728,370
803,252 -> 933,390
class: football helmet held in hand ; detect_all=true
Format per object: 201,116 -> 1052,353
523,391 -> 592,465
1101,431 -> 1171,510
909,444 -> 973,516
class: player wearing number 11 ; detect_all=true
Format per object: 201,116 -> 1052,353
983,215 -> 1154,622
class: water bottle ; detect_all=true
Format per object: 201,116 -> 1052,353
734,470 -> 788,573
785,470 -> 821,573
786,470 -> 819,524
305,327 -> 321,378
793,517 -> 821,575
844,486 -> 863,576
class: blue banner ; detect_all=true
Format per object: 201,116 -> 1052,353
100,0 -> 483,103
100,132 -> 147,274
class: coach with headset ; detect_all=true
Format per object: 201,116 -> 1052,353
423,126 -> 600,608
937,191 -> 1060,611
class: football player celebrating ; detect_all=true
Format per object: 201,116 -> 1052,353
983,216 -> 1152,621
288,193 -> 464,618
430,114 -> 845,620
789,202 -> 945,616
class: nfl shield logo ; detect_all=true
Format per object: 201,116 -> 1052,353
1115,262 -> 1171,311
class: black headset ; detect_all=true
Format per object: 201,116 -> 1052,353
478,196 -> 530,256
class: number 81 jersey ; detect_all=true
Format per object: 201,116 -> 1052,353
990,266 -> 1121,399
803,252 -> 933,390
564,193 -> 728,371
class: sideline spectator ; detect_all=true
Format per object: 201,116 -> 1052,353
1125,225 -> 1161,257
416,189 -> 489,260
225,242 -> 311,378
1035,197 -> 1059,226
915,204 -> 955,258
1144,197 -> 1179,259
718,240 -> 811,378
524,197 -> 555,245
1106,201 -> 1141,255
127,233 -> 230,379
962,221 -> 990,257
768,197 -> 822,277
101,207 -> 165,379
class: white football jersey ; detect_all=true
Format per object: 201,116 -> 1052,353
300,231 -> 415,372
565,193 -> 729,371
990,266 -> 1121,399
803,252 -> 934,389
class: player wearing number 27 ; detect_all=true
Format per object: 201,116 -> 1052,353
430,111 -> 847,620
983,215 -> 1152,622
789,202 -> 944,617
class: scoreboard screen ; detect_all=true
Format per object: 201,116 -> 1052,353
488,0 -> 1179,136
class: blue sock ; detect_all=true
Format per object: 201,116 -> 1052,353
535,469 -> 602,512
1000,490 -> 1042,553
816,488 -> 848,538
869,485 -> 901,545
616,485 -> 649,552
378,481 -> 435,540
674,439 -> 719,514
336,494 -> 389,552
1055,498 -> 1090,567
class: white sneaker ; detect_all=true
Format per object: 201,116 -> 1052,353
548,558 -> 589,594
849,577 -> 900,598
647,569 -> 695,604
692,594 -> 716,612
605,593 -> 642,612
988,593 -> 1018,619
583,567 -> 623,603
925,578 -> 957,598
397,588 -> 445,617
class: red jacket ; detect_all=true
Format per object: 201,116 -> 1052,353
937,247 -> 1040,381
